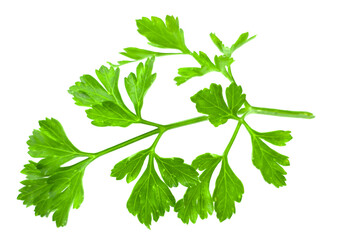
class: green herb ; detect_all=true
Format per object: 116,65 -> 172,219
18,15 -> 314,228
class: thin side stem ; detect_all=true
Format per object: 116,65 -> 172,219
139,119 -> 164,128
150,132 -> 164,151
113,52 -> 187,67
227,65 -> 235,83
240,119 -> 253,134
223,121 -> 243,157
148,132 -> 164,168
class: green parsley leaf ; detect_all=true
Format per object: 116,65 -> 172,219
108,60 -> 134,67
192,51 -> 217,70
248,128 -> 290,187
210,33 -> 230,56
95,66 -> 125,107
20,160 -> 43,180
18,161 -> 48,207
230,32 -> 256,56
213,157 -> 244,222
136,15 -> 190,54
191,83 -> 231,126
113,150 -> 198,227
226,82 -> 246,115
125,57 -> 157,117
176,153 -> 243,223
120,47 -> 181,61
69,66 -> 138,127
175,153 -> 220,224
175,51 -> 218,85
191,83 -> 246,126
19,118 -> 91,227
174,67 -> 208,85
253,130 -> 292,146
127,159 -> 176,229
68,67 -> 123,107
68,74 -> 111,107
86,101 -> 139,127
18,159 -> 89,227
210,32 -> 256,58
27,118 -> 86,174
214,55 -> 235,80
111,149 -> 150,183
154,154 -> 199,187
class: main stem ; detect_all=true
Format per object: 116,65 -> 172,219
91,115 -> 208,160
92,129 -> 158,159
246,106 -> 314,119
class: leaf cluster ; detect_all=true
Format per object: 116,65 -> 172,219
18,15 -> 313,228
18,118 -> 91,227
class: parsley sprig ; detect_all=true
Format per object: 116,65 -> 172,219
18,15 -> 314,228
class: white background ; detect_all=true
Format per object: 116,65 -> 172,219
1,0 -> 339,239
